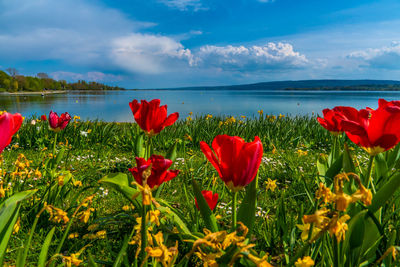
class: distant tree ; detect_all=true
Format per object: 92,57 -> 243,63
37,72 -> 49,79
6,67 -> 18,77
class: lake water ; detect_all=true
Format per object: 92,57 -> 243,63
1,90 -> 400,122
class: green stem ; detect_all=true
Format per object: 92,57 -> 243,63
19,208 -> 46,266
140,204 -> 148,266
232,191 -> 238,230
366,155 -> 376,193
52,133 -> 58,157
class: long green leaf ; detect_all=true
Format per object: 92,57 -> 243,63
99,173 -> 140,208
369,172 -> 400,213
237,173 -> 259,236
38,227 -> 56,267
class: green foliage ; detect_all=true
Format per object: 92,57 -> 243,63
0,69 -> 124,92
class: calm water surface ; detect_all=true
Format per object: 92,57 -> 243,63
1,90 -> 400,122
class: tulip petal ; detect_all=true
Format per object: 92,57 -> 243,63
200,141 -> 222,177
163,112 -> 179,127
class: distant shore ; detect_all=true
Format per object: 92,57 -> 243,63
1,90 -> 67,95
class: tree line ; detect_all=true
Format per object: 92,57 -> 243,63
0,68 -> 124,92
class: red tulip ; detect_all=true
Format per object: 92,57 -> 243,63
129,155 -> 179,189
340,100 -> 400,155
317,107 -> 359,135
0,112 -> 23,154
200,135 -> 263,192
41,114 -> 47,121
195,190 -> 218,211
49,111 -> 71,132
129,99 -> 179,135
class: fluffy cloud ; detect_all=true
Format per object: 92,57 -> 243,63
195,42 -> 308,71
51,71 -> 123,82
348,42 -> 400,69
111,33 -> 194,74
157,0 -> 207,11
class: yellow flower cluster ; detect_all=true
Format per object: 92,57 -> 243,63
300,173 -> 372,243
129,209 -> 162,258
295,256 -> 315,267
45,203 -> 70,224
265,178 -> 277,192
186,222 -> 272,266
145,231 -> 179,267
9,154 -> 41,180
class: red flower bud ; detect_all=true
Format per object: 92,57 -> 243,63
195,190 -> 218,211
200,135 -> 263,192
129,155 -> 179,189
49,111 -> 71,132
129,99 -> 179,136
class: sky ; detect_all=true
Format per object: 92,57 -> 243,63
1,0 -> 400,88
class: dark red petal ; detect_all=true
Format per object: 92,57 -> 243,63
212,135 -> 245,184
49,111 -> 59,129
373,134 -> 399,151
234,136 -> 263,187
200,141 -> 222,177
163,112 -> 179,127
129,99 -> 140,115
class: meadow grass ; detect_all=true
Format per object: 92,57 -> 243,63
2,114 -> 397,266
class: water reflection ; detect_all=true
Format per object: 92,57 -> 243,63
1,90 -> 399,122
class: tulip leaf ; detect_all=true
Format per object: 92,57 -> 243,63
99,173 -> 140,209
387,143 -> 400,170
166,140 -> 178,162
369,172 -> 400,213
0,190 -> 37,266
325,154 -> 343,181
374,153 -> 388,183
38,227 -> 56,267
317,154 -> 328,179
192,179 -> 218,232
157,206 -> 193,237
237,173 -> 258,236
134,133 -> 145,158
343,144 -> 355,173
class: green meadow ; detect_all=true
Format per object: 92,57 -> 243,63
1,114 -> 400,266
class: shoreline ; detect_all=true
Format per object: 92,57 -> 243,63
1,90 -> 67,95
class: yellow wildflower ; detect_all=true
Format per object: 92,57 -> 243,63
303,208 -> 329,228
145,231 -> 179,266
184,133 -> 193,141
328,214 -> 350,242
258,110 -> 264,116
57,175 -> 65,186
295,256 -> 315,267
13,217 -> 20,234
78,208 -> 94,223
45,205 -> 70,224
96,230 -> 107,239
296,222 -> 321,241
315,183 -> 335,204
73,180 -> 82,187
378,246 -> 399,263
68,232 -> 79,239
265,178 -> 277,192
63,253 -> 82,267
206,114 -> 213,120
296,149 -> 308,156
0,184 -> 6,198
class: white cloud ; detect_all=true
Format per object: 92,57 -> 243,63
348,42 -> 400,69
257,0 -> 275,3
157,0 -> 207,11
51,71 -> 123,82
111,33 -> 194,74
195,42 -> 308,71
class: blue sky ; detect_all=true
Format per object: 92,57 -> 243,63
1,0 -> 400,88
